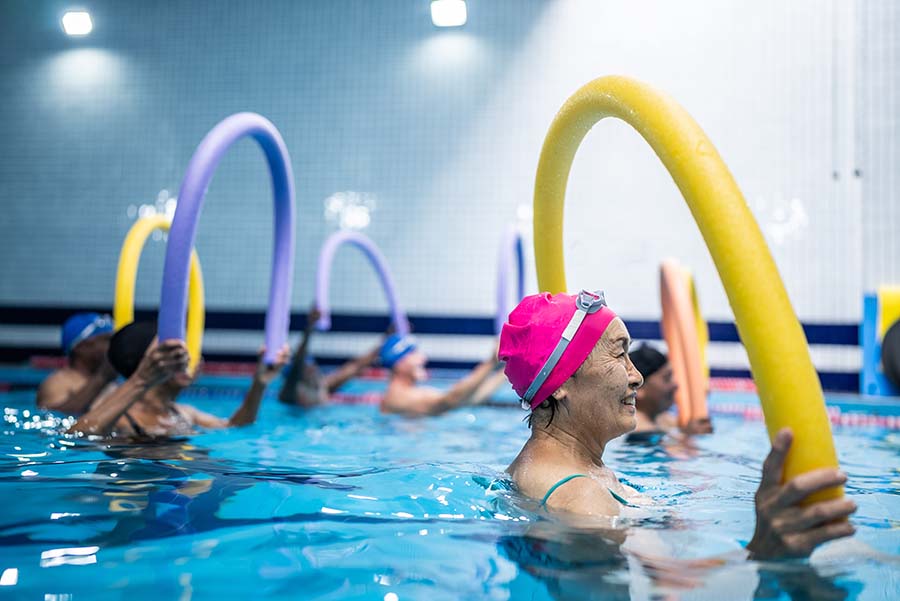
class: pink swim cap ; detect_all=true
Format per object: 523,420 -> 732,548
499,291 -> 618,409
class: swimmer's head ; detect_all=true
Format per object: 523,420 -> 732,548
392,348 -> 428,382
62,313 -> 114,365
107,321 -> 157,379
381,334 -> 426,381
107,321 -> 193,389
379,334 -> 418,369
499,290 -> 618,410
629,344 -> 677,415
500,290 -> 641,439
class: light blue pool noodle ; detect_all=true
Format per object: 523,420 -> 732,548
158,113 -> 296,364
315,230 -> 410,336
860,293 -> 900,396
495,225 -> 526,334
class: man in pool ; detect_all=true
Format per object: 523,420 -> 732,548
68,321 -> 289,439
37,312 -> 118,414
279,306 -> 384,407
500,290 -> 857,558
380,333 -> 507,416
627,343 -> 712,436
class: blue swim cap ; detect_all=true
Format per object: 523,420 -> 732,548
62,312 -> 114,355
379,334 -> 417,368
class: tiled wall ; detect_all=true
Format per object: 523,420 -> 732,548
0,0 -> 896,374
859,1 -> 900,293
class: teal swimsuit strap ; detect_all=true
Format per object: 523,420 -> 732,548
540,474 -> 588,507
607,487 -> 631,506
541,474 -> 632,508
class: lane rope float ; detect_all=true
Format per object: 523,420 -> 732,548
158,112 -> 295,364
532,75 -> 840,501
315,230 -> 410,336
496,225 -> 526,335
659,259 -> 707,427
114,214 -> 205,372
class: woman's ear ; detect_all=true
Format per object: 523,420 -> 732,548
553,382 -> 569,401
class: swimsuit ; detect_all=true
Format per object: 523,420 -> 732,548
121,405 -> 191,440
540,474 -> 634,508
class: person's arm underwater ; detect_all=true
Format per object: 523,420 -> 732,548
68,340 -> 189,436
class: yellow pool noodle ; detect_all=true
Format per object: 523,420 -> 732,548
114,215 -> 205,373
686,267 -> 710,391
877,286 -> 900,339
533,75 -> 840,501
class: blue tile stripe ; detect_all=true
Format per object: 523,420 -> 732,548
0,305 -> 861,344
0,305 -> 861,392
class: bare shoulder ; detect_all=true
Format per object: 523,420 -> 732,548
381,382 -> 442,415
40,369 -> 82,391
545,475 -> 621,517
37,369 -> 82,407
508,447 -> 620,517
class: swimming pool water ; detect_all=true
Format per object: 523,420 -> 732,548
0,373 -> 898,600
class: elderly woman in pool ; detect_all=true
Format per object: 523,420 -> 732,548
498,290 -> 857,559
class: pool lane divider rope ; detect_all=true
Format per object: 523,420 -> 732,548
532,75 -> 841,502
159,113 -> 295,364
315,230 -> 410,336
495,225 -> 526,335
114,214 -> 205,372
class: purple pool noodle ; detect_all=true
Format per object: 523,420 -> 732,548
495,226 -> 526,334
315,230 -> 409,336
158,113 -> 295,364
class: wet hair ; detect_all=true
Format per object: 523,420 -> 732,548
628,343 -> 667,380
107,321 -> 157,378
526,394 -> 563,428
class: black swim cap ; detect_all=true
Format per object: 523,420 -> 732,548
628,343 -> 668,379
107,321 -> 157,378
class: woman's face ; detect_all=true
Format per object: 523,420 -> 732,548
637,363 -> 677,414
555,318 -> 644,443
394,350 -> 428,382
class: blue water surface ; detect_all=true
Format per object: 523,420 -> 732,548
0,369 -> 898,600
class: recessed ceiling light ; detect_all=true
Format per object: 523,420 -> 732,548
431,0 -> 467,28
62,11 -> 93,36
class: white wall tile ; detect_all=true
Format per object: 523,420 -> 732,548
0,0 -> 894,374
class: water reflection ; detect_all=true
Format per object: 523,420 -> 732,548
0,439 -> 370,549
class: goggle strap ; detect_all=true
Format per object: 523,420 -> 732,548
561,309 -> 587,341
523,308 -> 586,404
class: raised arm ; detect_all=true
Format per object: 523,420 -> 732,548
383,354 -> 504,416
468,367 -> 509,406
230,345 -> 289,426
321,344 -> 381,394
279,308 -> 319,405
68,340 -> 189,436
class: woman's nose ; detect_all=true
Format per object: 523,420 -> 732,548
628,363 -> 643,389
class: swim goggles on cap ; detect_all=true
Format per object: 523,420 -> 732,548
522,289 -> 607,407
67,314 -> 114,354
